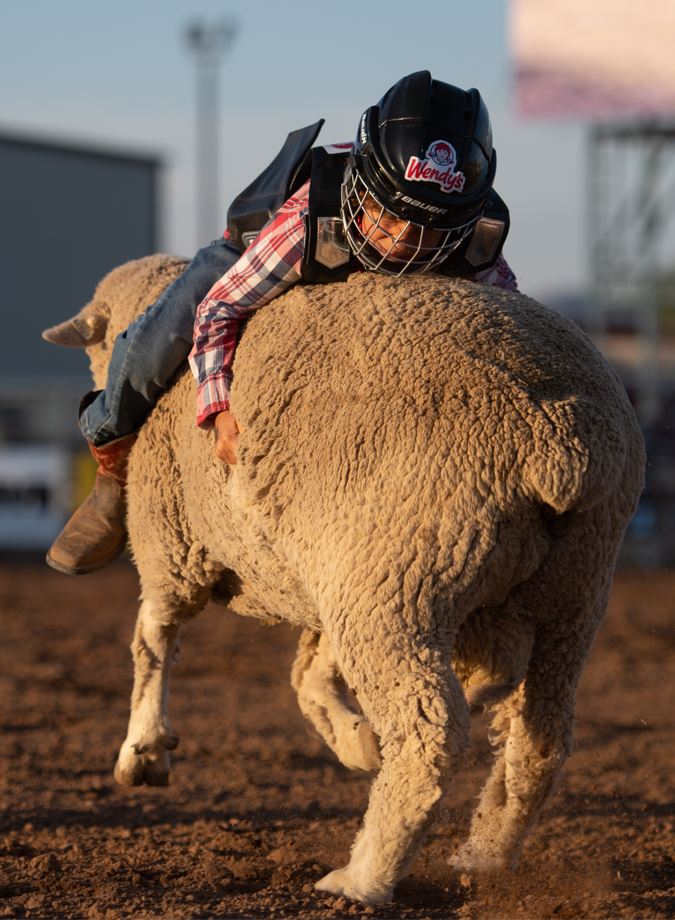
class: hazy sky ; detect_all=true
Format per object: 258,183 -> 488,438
0,0 -> 588,300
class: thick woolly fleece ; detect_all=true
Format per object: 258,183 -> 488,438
70,255 -> 644,903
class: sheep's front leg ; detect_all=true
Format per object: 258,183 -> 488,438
114,600 -> 181,787
291,630 -> 381,772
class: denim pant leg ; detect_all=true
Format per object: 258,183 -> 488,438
80,238 -> 241,446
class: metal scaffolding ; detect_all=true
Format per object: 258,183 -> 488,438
588,121 -> 675,424
589,122 -> 675,565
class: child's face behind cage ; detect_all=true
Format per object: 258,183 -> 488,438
360,195 -> 445,265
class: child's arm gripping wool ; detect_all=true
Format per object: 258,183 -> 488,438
188,181 -> 310,428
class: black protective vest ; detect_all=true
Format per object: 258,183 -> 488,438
227,124 -> 510,284
226,120 -> 325,251
301,145 -> 361,284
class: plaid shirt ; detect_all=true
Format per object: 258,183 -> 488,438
189,181 -> 309,427
188,169 -> 519,429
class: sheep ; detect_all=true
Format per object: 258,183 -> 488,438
44,253 -> 645,904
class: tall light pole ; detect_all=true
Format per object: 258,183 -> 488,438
185,18 -> 238,247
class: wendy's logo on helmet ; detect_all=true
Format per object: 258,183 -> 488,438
404,139 -> 466,194
427,140 -> 455,168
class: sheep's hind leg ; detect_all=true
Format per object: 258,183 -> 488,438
452,619 -> 595,872
316,626 -> 469,903
114,598 -> 189,787
291,630 -> 381,772
452,513 -> 615,873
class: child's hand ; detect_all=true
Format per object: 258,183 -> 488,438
214,410 -> 240,465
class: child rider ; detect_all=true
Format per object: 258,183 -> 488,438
45,70 -> 518,576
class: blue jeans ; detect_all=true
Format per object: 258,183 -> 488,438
80,238 -> 241,446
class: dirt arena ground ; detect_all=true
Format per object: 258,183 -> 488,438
0,561 -> 673,919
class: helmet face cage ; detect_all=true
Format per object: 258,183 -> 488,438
340,166 -> 478,276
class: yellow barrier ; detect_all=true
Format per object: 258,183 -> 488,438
71,450 -> 97,510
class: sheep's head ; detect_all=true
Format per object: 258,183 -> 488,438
42,254 -> 188,389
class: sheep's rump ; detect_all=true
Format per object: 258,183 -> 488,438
230,273 -> 638,519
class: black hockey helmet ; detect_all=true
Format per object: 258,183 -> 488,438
341,70 -> 497,274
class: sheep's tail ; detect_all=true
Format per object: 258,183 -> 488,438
521,399 -> 632,514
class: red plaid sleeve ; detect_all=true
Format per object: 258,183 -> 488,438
188,181 -> 309,428
472,253 -> 519,291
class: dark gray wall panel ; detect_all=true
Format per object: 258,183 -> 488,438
0,135 -> 160,381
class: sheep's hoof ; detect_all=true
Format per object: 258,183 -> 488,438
334,719 -> 381,773
114,739 -> 173,787
315,867 -> 392,904
450,842 -> 510,873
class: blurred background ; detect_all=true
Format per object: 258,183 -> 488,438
0,0 -> 673,564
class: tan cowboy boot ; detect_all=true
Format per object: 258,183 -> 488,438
46,434 -> 137,575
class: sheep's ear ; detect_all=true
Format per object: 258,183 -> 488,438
42,300 -> 108,348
